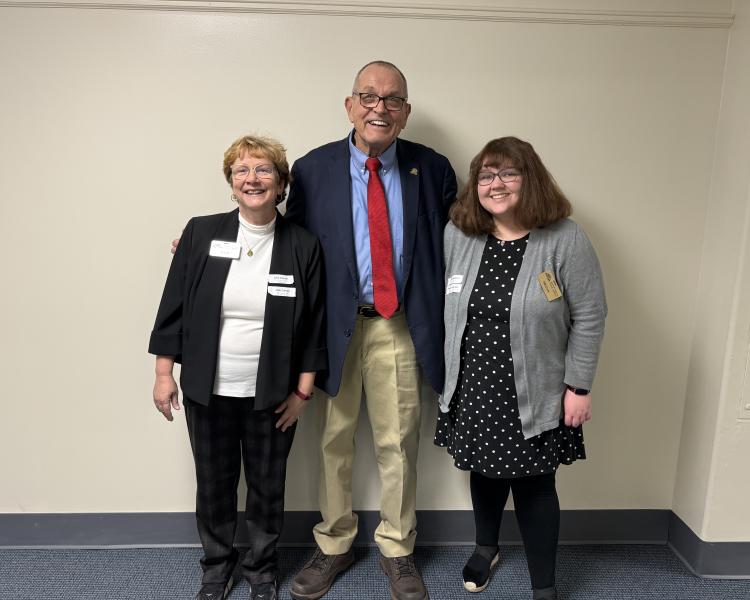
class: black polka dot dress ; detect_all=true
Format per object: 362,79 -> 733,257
434,235 -> 586,478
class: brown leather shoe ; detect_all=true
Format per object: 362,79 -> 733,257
379,554 -> 428,600
290,547 -> 355,600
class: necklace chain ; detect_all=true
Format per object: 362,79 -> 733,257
239,226 -> 269,257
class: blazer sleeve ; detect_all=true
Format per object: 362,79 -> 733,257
441,158 -> 458,222
147,218 -> 196,361
560,225 -> 607,389
298,237 -> 327,373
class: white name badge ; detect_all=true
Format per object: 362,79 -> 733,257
267,274 -> 294,285
268,285 -> 296,298
446,274 -> 463,295
209,240 -> 241,259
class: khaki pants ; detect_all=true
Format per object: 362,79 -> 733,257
313,311 -> 421,557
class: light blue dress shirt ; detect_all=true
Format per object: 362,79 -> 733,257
349,134 -> 404,304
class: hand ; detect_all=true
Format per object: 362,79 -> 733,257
153,374 -> 181,421
274,392 -> 307,432
563,388 -> 592,428
170,237 -> 180,255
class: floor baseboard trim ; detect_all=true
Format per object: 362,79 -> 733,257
667,512 -> 750,579
1,509 -> 747,577
0,509 -> 668,547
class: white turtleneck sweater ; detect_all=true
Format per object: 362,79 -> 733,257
212,213 -> 276,398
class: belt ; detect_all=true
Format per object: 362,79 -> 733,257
357,304 -> 381,318
357,304 -> 402,318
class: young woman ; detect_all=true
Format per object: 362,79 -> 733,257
435,136 -> 607,600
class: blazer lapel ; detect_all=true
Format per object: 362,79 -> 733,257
328,139 -> 359,288
188,209 -> 240,403
397,139 -> 420,288
200,209 -> 240,298
256,212 -> 293,401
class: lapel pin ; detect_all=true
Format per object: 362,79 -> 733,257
410,168 -> 418,176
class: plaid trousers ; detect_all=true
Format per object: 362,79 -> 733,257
185,394 -> 296,585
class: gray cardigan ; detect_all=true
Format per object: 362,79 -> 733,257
440,219 -> 607,439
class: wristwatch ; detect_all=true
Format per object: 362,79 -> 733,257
566,385 -> 590,396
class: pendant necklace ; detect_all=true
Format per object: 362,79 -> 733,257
239,226 -> 266,257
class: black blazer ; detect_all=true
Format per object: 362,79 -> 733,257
285,135 -> 457,396
148,209 -> 327,409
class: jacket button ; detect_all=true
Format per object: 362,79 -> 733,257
344,329 -> 352,337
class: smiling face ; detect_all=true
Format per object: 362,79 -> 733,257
345,63 -> 411,157
477,162 -> 523,227
230,151 -> 282,224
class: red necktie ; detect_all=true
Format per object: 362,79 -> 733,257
365,157 -> 398,319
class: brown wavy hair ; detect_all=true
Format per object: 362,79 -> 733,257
450,137 -> 571,235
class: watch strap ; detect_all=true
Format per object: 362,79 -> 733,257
566,385 -> 590,396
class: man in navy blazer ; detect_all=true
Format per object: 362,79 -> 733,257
286,61 -> 457,600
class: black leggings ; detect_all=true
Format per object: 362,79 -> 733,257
470,470 -> 560,589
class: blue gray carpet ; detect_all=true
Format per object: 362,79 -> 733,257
1,545 -> 748,599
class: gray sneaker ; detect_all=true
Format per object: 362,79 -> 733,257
290,547 -> 355,600
195,572 -> 236,600
379,554 -> 428,600
250,580 -> 277,600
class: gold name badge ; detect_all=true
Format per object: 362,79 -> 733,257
537,271 -> 562,301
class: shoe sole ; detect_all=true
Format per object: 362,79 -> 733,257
379,558 -> 429,600
289,553 -> 355,600
463,552 -> 500,593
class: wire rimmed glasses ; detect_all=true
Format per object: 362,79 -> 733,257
231,164 -> 275,180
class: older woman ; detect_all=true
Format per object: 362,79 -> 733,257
149,135 -> 326,600
435,137 -> 606,600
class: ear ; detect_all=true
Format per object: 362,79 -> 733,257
276,179 -> 287,204
344,95 -> 355,124
400,102 -> 412,128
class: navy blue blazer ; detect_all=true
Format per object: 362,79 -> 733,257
285,136 -> 457,396
148,209 -> 327,409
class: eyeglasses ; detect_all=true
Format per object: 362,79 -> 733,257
477,169 -> 522,186
352,92 -> 407,112
231,164 -> 275,180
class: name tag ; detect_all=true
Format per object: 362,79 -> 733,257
209,240 -> 241,259
267,274 -> 294,285
537,271 -> 562,301
446,274 -> 463,295
268,285 -> 296,298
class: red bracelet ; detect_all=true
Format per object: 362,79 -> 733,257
293,389 -> 312,401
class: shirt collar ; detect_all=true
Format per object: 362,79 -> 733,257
348,130 -> 398,173
238,211 -> 276,235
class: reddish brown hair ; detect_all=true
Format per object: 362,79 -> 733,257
223,134 -> 291,202
450,137 -> 571,235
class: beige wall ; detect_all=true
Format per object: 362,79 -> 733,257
673,0 -> 750,542
0,0 -> 744,541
